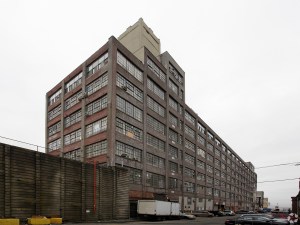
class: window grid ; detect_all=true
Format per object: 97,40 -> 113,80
184,181 -> 195,193
129,168 -> 142,184
185,153 -> 195,165
48,105 -> 61,121
86,95 -> 108,116
48,121 -> 61,136
169,161 -> 178,173
146,133 -> 165,151
147,57 -> 166,82
65,72 -> 83,93
117,51 -> 143,82
185,111 -> 195,125
65,91 -> 82,110
64,149 -> 82,161
169,177 -> 179,189
169,145 -> 178,159
146,172 -> 165,188
185,139 -> 195,152
117,74 -> 143,102
86,140 -> 107,158
48,138 -> 61,151
168,129 -> 178,143
116,118 -> 143,141
87,52 -> 108,76
64,129 -> 81,146
117,96 -> 143,122
197,122 -> 206,134
86,73 -> 108,96
169,113 -> 178,127
147,115 -> 165,135
185,125 -> 195,139
169,63 -> 183,84
147,78 -> 165,100
147,96 -> 165,117
168,79 -> 178,95
49,89 -> 62,106
185,167 -> 195,178
197,160 -> 205,170
86,117 -> 107,138
146,153 -> 165,169
65,110 -> 81,128
116,141 -> 142,162
169,97 -> 178,112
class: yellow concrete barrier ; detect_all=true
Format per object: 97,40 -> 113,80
27,216 -> 50,225
50,217 -> 62,224
0,218 -> 20,225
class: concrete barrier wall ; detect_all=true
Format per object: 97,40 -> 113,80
0,143 -> 129,222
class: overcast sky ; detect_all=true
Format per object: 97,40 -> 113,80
0,0 -> 299,209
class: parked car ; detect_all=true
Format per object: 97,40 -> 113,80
235,210 -> 250,214
192,210 -> 214,217
209,210 -> 225,216
224,210 -> 236,216
179,212 -> 196,220
225,214 -> 290,225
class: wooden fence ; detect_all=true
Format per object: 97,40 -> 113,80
0,143 -> 129,222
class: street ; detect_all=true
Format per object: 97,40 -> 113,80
63,215 -> 233,225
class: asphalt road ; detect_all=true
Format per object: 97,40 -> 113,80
63,215 -> 234,225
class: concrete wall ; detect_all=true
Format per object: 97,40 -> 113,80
0,143 -> 129,222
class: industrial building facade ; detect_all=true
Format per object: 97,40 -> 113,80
46,18 -> 257,211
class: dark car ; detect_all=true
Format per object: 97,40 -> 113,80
225,214 -> 290,225
209,210 -> 225,216
192,210 -> 214,217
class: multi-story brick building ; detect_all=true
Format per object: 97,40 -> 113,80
46,18 -> 257,212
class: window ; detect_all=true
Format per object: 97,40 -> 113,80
169,129 -> 178,143
169,177 -> 179,189
185,125 -> 195,139
49,89 -> 62,106
117,74 -> 143,102
86,140 -> 107,158
147,133 -> 165,151
117,51 -> 143,82
86,95 -> 108,116
85,117 -> 107,137
147,57 -> 166,82
169,113 -> 178,127
207,165 -> 213,173
86,73 -> 108,96
197,160 -> 205,170
169,97 -> 178,112
185,139 -> 195,152
207,143 -> 213,152
48,138 -> 61,151
117,96 -> 142,122
168,78 -> 178,95
207,132 -> 214,141
197,172 -> 205,181
215,159 -> 220,167
169,145 -> 178,159
206,176 -> 213,185
116,118 -> 143,141
147,78 -> 164,100
116,141 -> 142,162
147,96 -> 165,117
146,153 -> 165,169
48,105 -> 61,121
185,153 -> 195,165
215,139 -> 221,146
146,172 -> 165,188
184,182 -> 195,193
87,52 -> 108,76
130,168 -> 142,184
169,161 -> 178,173
64,149 -> 82,161
197,122 -> 205,134
185,111 -> 195,125
207,154 -> 213,162
65,110 -> 81,128
64,129 -> 81,146
48,121 -> 61,136
184,167 -> 195,178
169,63 -> 183,84
197,147 -> 205,158
215,149 -> 221,157
65,91 -> 82,110
147,115 -> 165,135
65,72 -> 83,93
197,134 -> 205,145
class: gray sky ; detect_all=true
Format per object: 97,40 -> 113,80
1,0 -> 299,209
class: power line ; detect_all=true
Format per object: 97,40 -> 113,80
256,162 -> 300,169
258,177 -> 299,183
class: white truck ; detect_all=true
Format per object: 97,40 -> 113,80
137,200 -> 180,220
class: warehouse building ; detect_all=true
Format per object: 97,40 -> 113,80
46,18 -> 257,212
